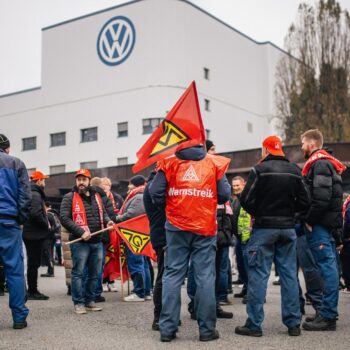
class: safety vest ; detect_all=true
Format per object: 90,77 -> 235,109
72,192 -> 104,233
158,154 -> 230,236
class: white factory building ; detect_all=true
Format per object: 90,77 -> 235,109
0,0 -> 287,175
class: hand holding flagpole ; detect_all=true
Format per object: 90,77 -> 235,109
64,227 -> 111,246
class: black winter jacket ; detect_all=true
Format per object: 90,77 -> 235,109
217,206 -> 233,247
47,211 -> 61,240
240,155 -> 311,229
23,184 -> 50,241
231,197 -> 241,238
60,187 -> 111,243
144,179 -> 166,249
343,200 -> 350,241
303,153 -> 343,229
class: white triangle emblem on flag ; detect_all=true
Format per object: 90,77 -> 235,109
182,165 -> 199,181
75,213 -> 84,225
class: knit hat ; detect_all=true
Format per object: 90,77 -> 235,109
205,140 -> 214,152
130,175 -> 146,187
0,134 -> 10,150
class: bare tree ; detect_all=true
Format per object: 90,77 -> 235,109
275,0 -> 350,144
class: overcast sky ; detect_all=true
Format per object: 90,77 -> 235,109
0,0 -> 349,95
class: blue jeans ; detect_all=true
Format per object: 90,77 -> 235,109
160,230 -> 217,337
0,222 -> 29,322
246,228 -> 301,331
188,246 -> 229,308
236,239 -> 248,286
125,246 -> 151,298
305,225 -> 339,319
296,232 -> 323,310
217,246 -> 229,301
71,242 -> 103,305
94,243 -> 107,298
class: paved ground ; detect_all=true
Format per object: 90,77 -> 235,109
0,266 -> 349,350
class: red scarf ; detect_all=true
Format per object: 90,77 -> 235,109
108,192 -> 120,214
343,195 -> 350,220
119,186 -> 145,215
72,192 -> 104,233
302,149 -> 346,176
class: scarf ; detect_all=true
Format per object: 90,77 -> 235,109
302,149 -> 346,176
72,192 -> 104,233
119,186 -> 145,215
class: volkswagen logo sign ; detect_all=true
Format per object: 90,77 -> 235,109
97,16 -> 136,66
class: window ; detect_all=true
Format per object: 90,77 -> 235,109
50,132 -> 66,147
204,99 -> 210,111
50,164 -> 66,175
117,157 -> 128,166
27,168 -> 36,176
80,161 -> 97,169
142,118 -> 162,134
247,122 -> 253,133
81,127 -> 97,143
22,137 -> 36,151
117,122 -> 128,137
204,67 -> 210,80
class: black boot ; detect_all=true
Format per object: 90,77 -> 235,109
235,325 -> 262,337
302,315 -> 336,331
217,307 -> 233,319
305,310 -> 319,322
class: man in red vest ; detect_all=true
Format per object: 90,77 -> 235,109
149,144 -> 231,342
60,169 -> 114,314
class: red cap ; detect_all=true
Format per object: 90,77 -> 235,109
30,171 -> 49,181
262,136 -> 285,156
75,169 -> 92,179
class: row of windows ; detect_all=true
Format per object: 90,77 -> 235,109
28,157 -> 129,176
22,120 -> 253,152
21,118 -> 164,151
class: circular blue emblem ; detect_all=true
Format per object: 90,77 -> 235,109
97,16 -> 136,66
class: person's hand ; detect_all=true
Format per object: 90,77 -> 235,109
305,223 -> 313,232
81,231 -> 91,241
107,221 -> 115,231
336,244 -> 343,252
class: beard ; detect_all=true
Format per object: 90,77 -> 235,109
78,185 -> 89,195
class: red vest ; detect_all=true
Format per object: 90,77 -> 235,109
158,154 -> 230,236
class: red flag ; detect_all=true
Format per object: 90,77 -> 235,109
132,81 -> 205,173
114,214 -> 157,262
103,230 -> 130,283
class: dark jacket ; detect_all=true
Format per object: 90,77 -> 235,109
47,211 -> 61,240
240,155 -> 311,229
23,184 -> 50,240
149,145 -> 231,232
217,205 -> 233,247
303,152 -> 343,229
0,149 -> 31,224
344,199 -> 350,241
144,175 -> 166,249
60,186 -> 111,243
231,197 -> 241,238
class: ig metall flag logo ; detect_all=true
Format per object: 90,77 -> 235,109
97,16 -> 136,66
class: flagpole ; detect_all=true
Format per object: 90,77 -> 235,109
64,227 -> 110,245
119,253 -> 124,301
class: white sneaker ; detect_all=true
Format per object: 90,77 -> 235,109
341,288 -> 350,294
145,295 -> 152,301
108,283 -> 118,292
85,302 -> 103,311
102,283 -> 109,292
74,304 -> 87,314
124,293 -> 145,302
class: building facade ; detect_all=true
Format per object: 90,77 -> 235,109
0,0 -> 286,174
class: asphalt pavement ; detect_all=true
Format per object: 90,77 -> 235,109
0,266 -> 349,350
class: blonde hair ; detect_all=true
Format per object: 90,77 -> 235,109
101,177 -> 112,187
90,177 -> 102,186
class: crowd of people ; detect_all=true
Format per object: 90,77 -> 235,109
0,129 -> 349,343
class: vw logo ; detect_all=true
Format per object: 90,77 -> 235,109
97,16 -> 136,66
